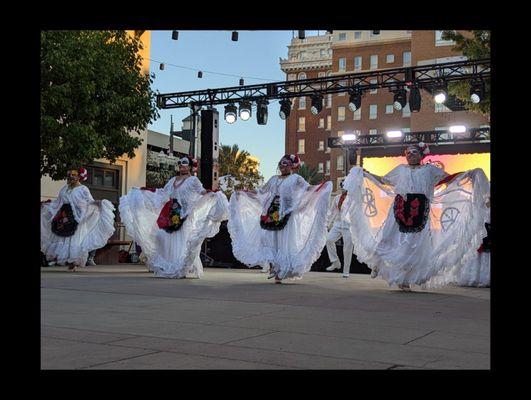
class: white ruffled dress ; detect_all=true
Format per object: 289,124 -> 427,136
228,173 -> 332,280
342,165 -> 490,288
119,176 -> 229,278
41,184 -> 116,266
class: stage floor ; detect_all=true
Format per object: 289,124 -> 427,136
41,264 -> 490,369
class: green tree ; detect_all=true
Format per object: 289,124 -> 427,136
218,144 -> 263,197
441,30 -> 490,117
297,164 -> 321,185
41,30 -> 159,180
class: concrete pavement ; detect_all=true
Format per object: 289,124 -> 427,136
41,264 -> 490,369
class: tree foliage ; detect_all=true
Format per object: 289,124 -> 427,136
218,144 -> 263,197
297,164 -> 322,185
41,30 -> 159,180
441,30 -> 490,117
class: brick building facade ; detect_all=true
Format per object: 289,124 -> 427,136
280,30 -> 490,191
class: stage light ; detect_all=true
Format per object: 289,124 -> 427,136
257,100 -> 269,125
232,31 -> 239,41
224,104 -> 237,124
342,134 -> 357,142
409,86 -> 421,112
372,30 -> 380,35
172,31 -> 179,40
298,30 -> 305,39
470,81 -> 485,104
310,95 -> 323,115
279,99 -> 292,120
434,86 -> 447,104
159,63 -> 165,71
239,101 -> 252,121
348,89 -> 362,112
449,125 -> 467,134
393,88 -> 407,111
239,78 -> 244,86
386,130 -> 403,138
197,71 -> 203,78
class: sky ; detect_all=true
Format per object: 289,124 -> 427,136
148,30 -> 321,181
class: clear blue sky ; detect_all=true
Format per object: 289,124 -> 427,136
148,30 -> 321,181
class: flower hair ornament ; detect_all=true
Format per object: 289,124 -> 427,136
78,167 -> 88,182
279,154 -> 300,168
406,142 -> 430,158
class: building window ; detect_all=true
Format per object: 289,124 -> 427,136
337,107 -> 346,121
326,160 -> 331,175
318,163 -> 324,173
435,102 -> 452,113
354,56 -> 362,71
298,117 -> 306,131
318,71 -> 326,78
369,129 -> 378,135
370,78 -> 378,94
318,141 -> 325,151
298,72 -> 307,80
337,155 -> 344,171
403,51 -> 411,66
326,115 -> 332,130
353,107 -> 361,120
402,103 -> 411,117
354,31 -> 362,40
298,139 -> 305,154
320,50 -> 327,58
402,128 -> 411,133
299,96 -> 306,109
337,130 -> 345,137
338,32 -> 347,41
369,104 -> 378,119
326,94 -> 332,108
318,118 -> 325,128
338,58 -> 346,72
338,80 -> 347,96
435,30 -> 456,46
370,55 -> 378,69
386,54 -> 395,63
386,104 -> 394,114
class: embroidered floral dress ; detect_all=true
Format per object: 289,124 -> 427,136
119,176 -> 229,278
228,174 -> 332,280
342,164 -> 490,288
41,184 -> 116,266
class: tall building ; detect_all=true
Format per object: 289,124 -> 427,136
281,30 -> 490,191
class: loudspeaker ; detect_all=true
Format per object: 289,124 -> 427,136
200,109 -> 220,190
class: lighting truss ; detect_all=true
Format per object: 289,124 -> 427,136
327,127 -> 490,149
156,59 -> 490,109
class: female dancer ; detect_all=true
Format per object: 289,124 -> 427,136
119,156 -> 229,278
228,154 -> 332,283
41,167 -> 116,271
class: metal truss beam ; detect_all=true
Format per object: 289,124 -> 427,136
157,59 -> 490,109
327,127 -> 490,149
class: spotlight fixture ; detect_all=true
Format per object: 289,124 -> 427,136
386,130 -> 403,138
470,81 -> 485,104
372,30 -> 380,35
449,125 -> 467,134
172,30 -> 179,40
279,99 -> 292,120
393,88 -> 407,111
342,134 -> 357,142
224,103 -> 237,124
239,101 -> 252,121
239,78 -> 244,86
257,100 -> 269,125
409,85 -> 421,112
232,31 -> 238,41
348,88 -> 362,112
310,95 -> 323,115
433,84 -> 447,104
197,71 -> 203,78
298,30 -> 305,40
159,63 -> 165,71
